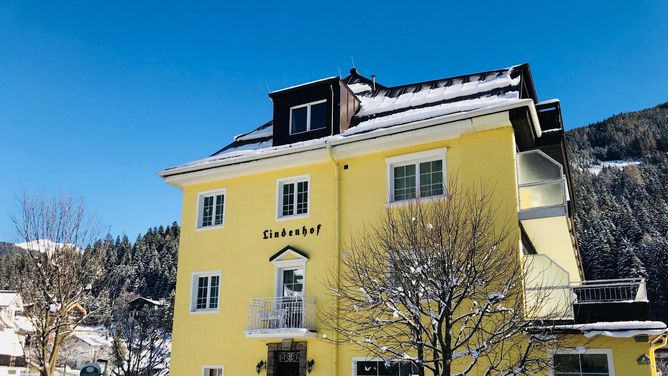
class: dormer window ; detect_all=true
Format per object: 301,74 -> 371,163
290,100 -> 327,134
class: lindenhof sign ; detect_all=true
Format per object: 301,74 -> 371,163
263,224 -> 322,240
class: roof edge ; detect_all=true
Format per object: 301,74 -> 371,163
158,99 -> 536,182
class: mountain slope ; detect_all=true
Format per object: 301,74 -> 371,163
566,102 -> 668,322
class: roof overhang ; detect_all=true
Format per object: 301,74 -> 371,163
159,99 -> 541,188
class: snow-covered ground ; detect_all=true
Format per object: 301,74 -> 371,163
587,160 -> 642,175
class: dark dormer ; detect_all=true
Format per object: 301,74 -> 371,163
269,77 -> 360,147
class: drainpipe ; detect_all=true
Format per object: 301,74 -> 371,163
650,333 -> 667,376
325,143 -> 341,376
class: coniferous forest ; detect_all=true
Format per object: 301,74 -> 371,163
0,104 -> 667,326
566,102 -> 668,322
0,223 -> 180,327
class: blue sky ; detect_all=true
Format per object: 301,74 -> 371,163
1,1 -> 666,240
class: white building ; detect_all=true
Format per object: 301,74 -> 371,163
0,291 -> 29,376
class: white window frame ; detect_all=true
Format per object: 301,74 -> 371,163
289,99 -> 327,135
352,356 -> 417,376
271,251 -> 308,298
549,348 -> 615,376
201,365 -> 224,376
276,175 -> 310,220
386,148 -> 447,204
189,271 -> 221,314
196,188 -> 227,230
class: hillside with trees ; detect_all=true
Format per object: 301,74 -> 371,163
0,223 -> 179,327
566,102 -> 668,322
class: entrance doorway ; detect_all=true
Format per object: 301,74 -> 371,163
275,351 -> 301,376
266,341 -> 307,376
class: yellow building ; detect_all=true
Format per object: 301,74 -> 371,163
160,65 -> 666,376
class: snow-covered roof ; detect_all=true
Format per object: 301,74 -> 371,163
269,76 -> 339,95
0,330 -> 24,357
72,326 -> 113,348
0,291 -> 19,307
161,65 -> 531,176
554,321 -> 667,338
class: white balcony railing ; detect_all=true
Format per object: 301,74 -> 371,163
245,296 -> 316,338
571,278 -> 648,304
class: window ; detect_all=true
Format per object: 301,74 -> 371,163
290,100 -> 327,134
191,272 -> 221,313
277,176 -> 309,218
387,149 -> 446,203
353,359 -> 419,376
202,366 -> 224,376
198,189 -> 226,229
271,247 -> 309,299
281,268 -> 304,297
552,351 -> 613,376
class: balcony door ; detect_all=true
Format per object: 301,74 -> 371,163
279,267 -> 304,328
281,268 -> 304,298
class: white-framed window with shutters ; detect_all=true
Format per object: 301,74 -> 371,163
202,366 -> 224,376
190,271 -> 221,314
386,148 -> 447,203
550,349 -> 614,376
197,189 -> 226,229
276,175 -> 310,219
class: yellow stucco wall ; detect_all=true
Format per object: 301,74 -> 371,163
168,123 -> 649,375
557,335 -> 654,376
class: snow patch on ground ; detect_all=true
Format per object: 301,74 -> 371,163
587,160 -> 641,175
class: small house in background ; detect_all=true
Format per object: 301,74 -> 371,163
128,297 -> 164,312
60,326 -> 113,375
0,291 -> 30,375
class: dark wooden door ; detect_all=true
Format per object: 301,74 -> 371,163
275,351 -> 301,376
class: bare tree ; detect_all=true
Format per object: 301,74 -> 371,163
11,193 -> 103,376
323,180 -> 570,376
110,295 -> 170,376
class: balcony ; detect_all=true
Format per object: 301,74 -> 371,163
517,149 -> 568,220
525,262 -> 652,323
245,296 -> 317,339
517,150 -> 580,275
571,278 -> 651,323
571,278 -> 648,304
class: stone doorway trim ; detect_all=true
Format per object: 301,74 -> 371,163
266,340 -> 307,376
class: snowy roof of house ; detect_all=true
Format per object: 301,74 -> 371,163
0,330 -> 24,357
73,326 -> 113,348
0,291 -> 19,307
553,321 -> 667,338
161,64 -> 537,176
